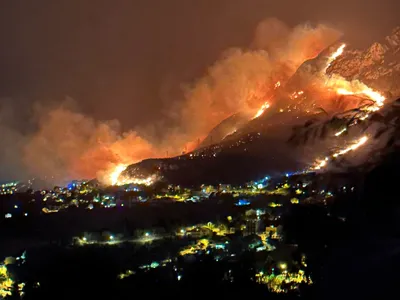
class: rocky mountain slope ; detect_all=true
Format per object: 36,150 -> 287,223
328,27 -> 400,98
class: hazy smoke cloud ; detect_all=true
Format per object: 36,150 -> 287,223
165,19 -> 341,149
22,100 -> 159,185
1,18 -> 342,185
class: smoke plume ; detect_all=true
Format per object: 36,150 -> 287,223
161,19 -> 341,151
22,101 -> 160,185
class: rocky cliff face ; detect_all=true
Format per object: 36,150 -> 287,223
328,27 -> 400,98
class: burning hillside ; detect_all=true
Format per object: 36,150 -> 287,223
17,20 -> 399,187
328,27 -> 400,98
18,19 -> 343,186
116,30 -> 396,186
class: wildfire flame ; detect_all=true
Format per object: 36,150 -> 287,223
324,44 -> 385,111
107,163 -> 157,186
109,164 -> 127,186
311,43 -> 386,171
115,174 -> 157,186
336,87 -> 385,109
324,44 -> 346,72
332,136 -> 368,157
313,136 -> 368,170
223,128 -> 237,140
253,102 -> 270,119
252,80 -> 281,120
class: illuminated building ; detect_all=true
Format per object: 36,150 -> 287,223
244,209 -> 263,236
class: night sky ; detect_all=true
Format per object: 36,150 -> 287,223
0,0 -> 398,129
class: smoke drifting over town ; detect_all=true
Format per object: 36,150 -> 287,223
0,18 -> 342,185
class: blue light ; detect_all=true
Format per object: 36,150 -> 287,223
235,199 -> 250,206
